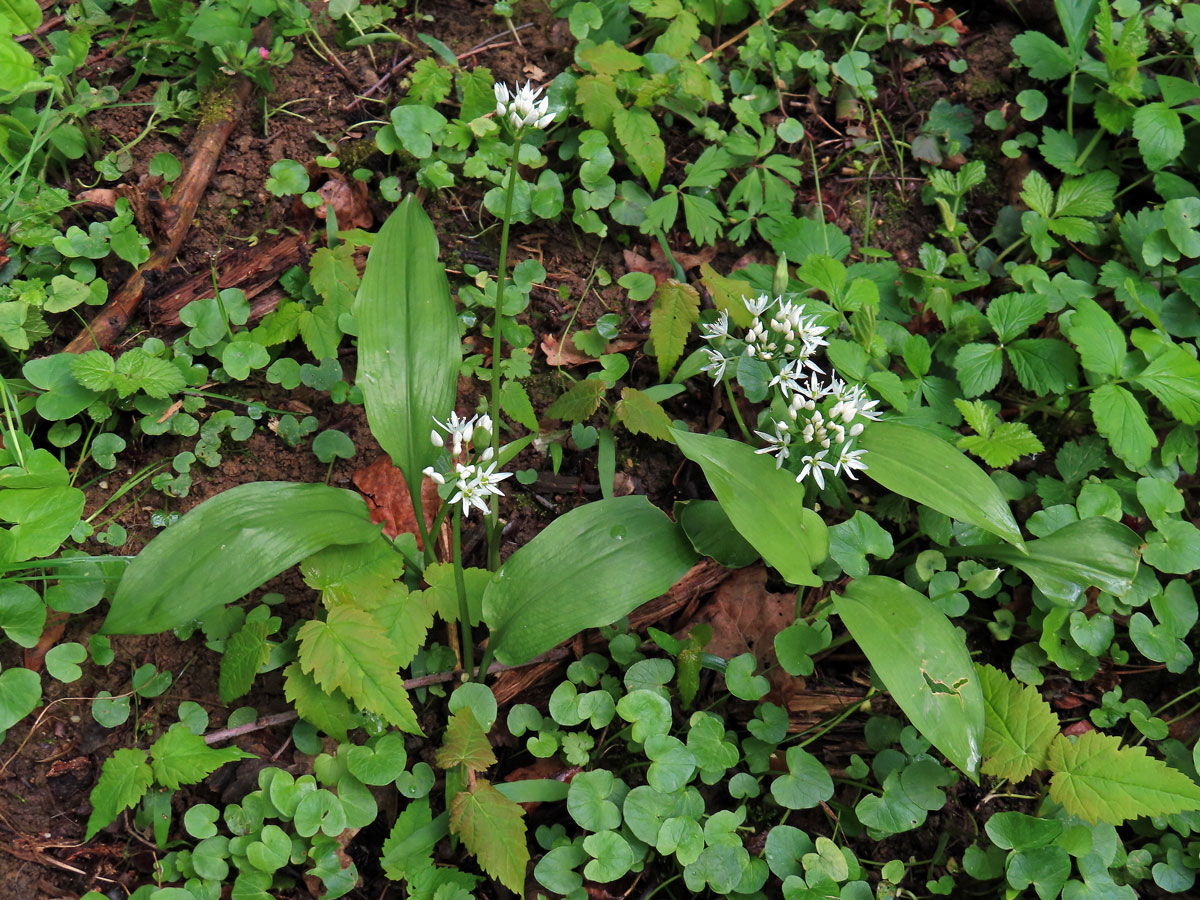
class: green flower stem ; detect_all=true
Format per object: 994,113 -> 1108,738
487,132 -> 523,572
452,506 -> 475,678
410,487 -> 436,567
724,378 -> 753,443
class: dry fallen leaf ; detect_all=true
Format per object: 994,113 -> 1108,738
314,176 -> 373,230
650,240 -> 716,273
352,457 -> 440,549
541,333 -> 637,366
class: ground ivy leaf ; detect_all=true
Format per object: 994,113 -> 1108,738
1090,383 -> 1156,468
977,664 -> 1059,781
1047,730 -> 1200,824
771,746 -> 834,810
449,779 -> 529,893
828,511 -> 894,577
86,747 -> 153,839
297,606 -> 422,734
435,708 -> 496,774
649,280 -> 700,379
150,724 -> 253,790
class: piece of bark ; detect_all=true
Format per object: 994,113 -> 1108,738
63,37 -> 264,353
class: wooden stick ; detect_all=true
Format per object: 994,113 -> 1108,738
696,0 -> 798,64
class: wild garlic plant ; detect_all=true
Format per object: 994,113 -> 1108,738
426,411 -> 511,676
486,80 -> 556,570
701,293 -> 880,489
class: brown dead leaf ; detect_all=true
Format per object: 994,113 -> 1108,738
23,610 -> 70,673
623,249 -> 673,286
523,63 -> 547,80
352,457 -> 440,549
1062,721 -> 1094,737
541,333 -> 637,366
313,175 -> 373,230
690,565 -> 801,705
902,0 -> 968,33
650,241 -> 716,273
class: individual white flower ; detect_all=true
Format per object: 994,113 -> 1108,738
495,80 -> 554,132
701,347 -> 731,381
743,293 -> 773,317
796,450 -> 835,489
753,420 -> 792,468
434,412 -> 478,455
449,461 -> 512,518
699,310 -> 730,341
768,359 -> 805,400
834,445 -> 868,479
422,465 -> 446,485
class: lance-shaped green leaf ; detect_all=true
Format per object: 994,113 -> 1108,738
671,428 -> 828,586
483,496 -> 697,665
963,517 -> 1141,606
354,196 -> 460,487
858,421 -> 1025,550
103,482 -> 380,634
834,576 -> 984,780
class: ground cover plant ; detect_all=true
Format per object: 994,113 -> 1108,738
1,0 -> 1199,898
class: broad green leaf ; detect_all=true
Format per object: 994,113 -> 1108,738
0,0 -> 42,33
298,606 -> 422,734
219,620 -> 271,703
1131,330 -> 1200,425
86,748 -> 153,839
676,499 -> 758,569
449,779 -> 529,894
671,429 -> 828,586
545,378 -> 607,422
649,280 -> 699,379
0,666 -> 39,732
0,582 -> 45,647
1132,103 -> 1184,171
967,517 -> 1141,605
355,197 -> 460,492
103,483 -> 380,634
1090,383 -> 1156,468
613,106 -> 665,190
283,662 -> 359,741
828,511 -> 893,577
1047,731 -> 1200,825
150,724 -> 253,790
615,387 -> 673,439
483,495 -> 697,665
1063,298 -> 1125,377
1054,171 -> 1117,218
954,342 -> 1003,397
1011,31 -> 1074,79
1056,0 -> 1099,59
978,664 -> 1059,780
1006,339 -> 1077,396
834,576 -> 984,779
857,421 -> 1025,550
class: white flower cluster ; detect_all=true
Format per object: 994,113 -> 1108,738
701,293 -> 881,489
494,81 -> 555,133
427,413 -> 511,518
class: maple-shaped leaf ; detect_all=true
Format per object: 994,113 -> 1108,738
86,747 -> 153,839
615,388 -> 673,440
435,708 -> 496,774
1047,730 -> 1200,825
546,378 -> 607,423
368,583 -> 436,668
283,662 -> 360,741
449,778 -> 530,894
977,664 -> 1060,781
298,606 -> 422,735
649,279 -> 699,379
300,539 -> 406,607
149,724 -> 254,790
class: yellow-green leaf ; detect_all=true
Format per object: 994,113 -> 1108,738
86,748 -> 153,839
449,779 -> 530,894
546,379 -> 607,423
283,662 -> 359,741
615,388 -> 673,440
435,708 -> 496,774
699,264 -> 753,328
649,280 -> 699,379
978,664 -> 1059,781
614,106 -> 665,190
1047,730 -> 1200,825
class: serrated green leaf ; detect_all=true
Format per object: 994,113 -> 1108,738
381,798 -> 441,881
1064,298 -> 1125,377
1091,383 -> 1156,468
576,74 -> 619,130
219,620 -> 271,703
1019,170 -> 1055,218
954,342 -> 1003,398
1006,338 -> 1077,396
283,662 -> 359,741
615,388 -> 673,440
1132,103 -> 1184,171
650,280 -> 699,379
987,292 -> 1046,343
1047,730 -> 1200,825
546,378 -> 607,423
298,606 -> 422,734
1011,31 -> 1074,79
614,106 -> 665,190
1054,171 -> 1118,218
499,379 -> 538,432
1131,330 -> 1200,425
86,748 -> 153,839
69,351 -> 116,392
150,724 -> 253,790
977,664 -> 1059,781
449,779 -> 529,893
436,708 -> 496,773
301,539 -> 405,607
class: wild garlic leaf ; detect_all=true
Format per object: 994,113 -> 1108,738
1047,731 -> 1200,824
449,779 -> 529,893
86,747 -> 153,839
977,664 -> 1059,781
149,724 -> 253,790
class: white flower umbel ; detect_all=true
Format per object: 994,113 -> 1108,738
699,292 -> 876,490
494,81 -> 554,133
434,412 -> 478,457
449,461 -> 513,518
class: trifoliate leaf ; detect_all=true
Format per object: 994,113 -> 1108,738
1091,383 -> 1156,468
1047,730 -> 1200,825
297,606 -> 422,734
955,399 -> 1044,468
977,664 -> 1059,781
86,747 -> 153,839
149,724 -> 254,790
283,662 -> 359,741
615,388 -> 673,440
115,348 -> 186,399
650,280 -> 700,379
546,378 -> 607,423
435,708 -> 496,774
449,779 -> 529,894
